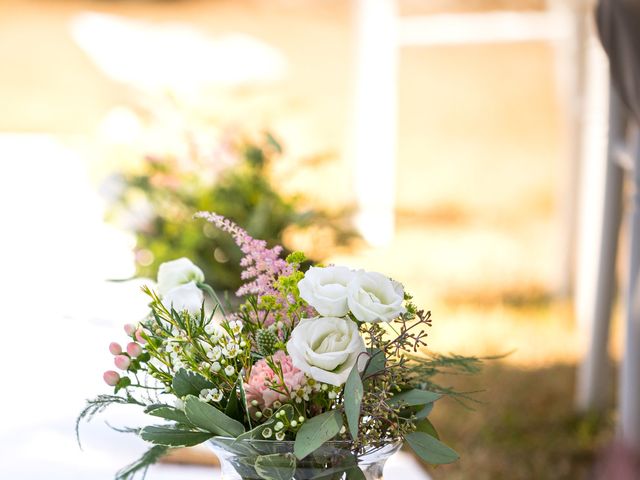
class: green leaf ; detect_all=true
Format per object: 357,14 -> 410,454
139,425 -> 213,447
115,444 -> 170,480
405,432 -> 459,465
415,418 -> 439,439
114,376 -> 131,394
294,410 -> 343,460
254,453 -> 296,480
415,402 -> 434,420
146,406 -> 191,425
172,369 -> 214,397
225,384 -> 241,422
184,395 -> 245,437
346,466 -> 366,480
388,389 -> 440,407
364,348 -> 386,377
344,365 -> 363,439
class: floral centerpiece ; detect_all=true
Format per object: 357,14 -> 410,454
78,212 -> 482,480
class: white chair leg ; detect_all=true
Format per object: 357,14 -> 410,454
575,88 -> 625,411
620,130 -> 640,449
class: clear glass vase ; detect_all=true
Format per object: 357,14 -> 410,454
209,437 -> 402,480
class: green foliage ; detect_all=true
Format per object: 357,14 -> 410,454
76,394 -> 144,448
344,365 -> 363,439
115,445 -> 171,480
387,389 -> 441,407
172,369 -> 215,398
405,431 -> 459,465
294,410 -> 343,460
107,132 -> 355,292
184,395 -> 245,437
139,425 -> 213,447
254,453 -> 297,480
146,406 -> 191,425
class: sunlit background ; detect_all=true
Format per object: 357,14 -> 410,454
0,0 -> 629,479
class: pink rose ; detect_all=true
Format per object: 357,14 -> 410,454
244,351 -> 306,410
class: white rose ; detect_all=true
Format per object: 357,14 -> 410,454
162,281 -> 203,313
286,317 -> 366,386
157,258 -> 205,296
298,266 -> 354,317
347,271 -> 406,323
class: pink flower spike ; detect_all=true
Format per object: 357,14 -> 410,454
108,342 -> 122,355
135,329 -> 147,344
124,324 -> 136,336
103,370 -> 120,386
114,355 -> 131,371
127,342 -> 143,358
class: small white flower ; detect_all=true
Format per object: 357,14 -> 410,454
211,362 -> 221,372
347,271 -> 406,323
226,343 -> 240,358
262,428 -> 272,438
157,258 -> 204,296
199,388 -> 223,402
274,422 -> 284,431
297,266 -> 354,316
229,320 -> 243,336
207,346 -> 223,361
275,431 -> 285,441
224,365 -> 235,376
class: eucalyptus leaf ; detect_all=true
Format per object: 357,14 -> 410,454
254,453 -> 296,480
294,410 -> 343,460
172,369 -> 214,398
139,425 -> 212,447
364,348 -> 386,377
184,396 -> 245,437
405,432 -> 459,465
344,365 -> 363,439
415,402 -> 434,420
388,389 -> 440,407
415,418 -> 439,439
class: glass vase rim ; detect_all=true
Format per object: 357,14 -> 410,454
209,435 -> 403,447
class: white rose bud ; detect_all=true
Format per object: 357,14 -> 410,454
297,266 -> 354,317
161,281 -> 203,314
157,258 -> 205,296
286,317 -> 366,386
347,271 -> 406,323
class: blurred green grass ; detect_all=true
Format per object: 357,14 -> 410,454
421,362 -> 615,479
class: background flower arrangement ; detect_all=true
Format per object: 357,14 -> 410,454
78,212 -> 483,479
105,125 -> 356,292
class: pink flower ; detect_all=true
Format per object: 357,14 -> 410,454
135,329 -> 148,344
244,351 -> 306,409
109,342 -> 122,355
126,342 -> 143,358
103,370 -> 120,386
114,355 -> 131,371
124,324 -> 136,336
